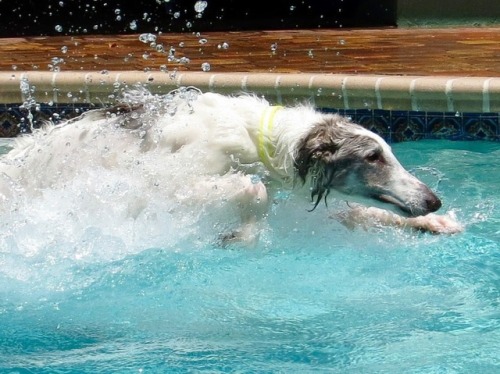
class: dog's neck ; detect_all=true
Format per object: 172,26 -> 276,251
257,106 -> 284,178
256,104 -> 324,181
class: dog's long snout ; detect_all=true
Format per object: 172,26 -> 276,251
418,184 -> 442,214
424,193 -> 442,213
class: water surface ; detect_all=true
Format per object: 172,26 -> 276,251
0,140 -> 498,372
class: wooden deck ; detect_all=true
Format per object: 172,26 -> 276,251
0,28 -> 499,76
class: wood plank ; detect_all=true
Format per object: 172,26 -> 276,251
0,28 -> 498,76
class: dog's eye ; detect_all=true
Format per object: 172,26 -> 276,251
365,151 -> 383,163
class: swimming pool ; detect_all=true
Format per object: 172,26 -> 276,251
0,138 -> 498,372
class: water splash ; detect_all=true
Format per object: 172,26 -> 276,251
0,86 -> 210,295
18,76 -> 39,132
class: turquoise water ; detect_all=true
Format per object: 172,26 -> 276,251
0,140 -> 499,372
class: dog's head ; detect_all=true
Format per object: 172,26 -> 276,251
295,115 -> 441,216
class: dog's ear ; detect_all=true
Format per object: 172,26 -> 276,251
294,122 -> 342,183
294,120 -> 346,210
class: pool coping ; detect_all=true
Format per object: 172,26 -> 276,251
2,71 -> 500,113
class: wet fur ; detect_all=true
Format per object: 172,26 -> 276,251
0,90 -> 445,244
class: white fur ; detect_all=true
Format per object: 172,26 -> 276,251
0,90 -> 459,245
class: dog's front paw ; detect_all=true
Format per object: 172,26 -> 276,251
407,213 -> 463,234
217,223 -> 260,248
336,205 -> 463,235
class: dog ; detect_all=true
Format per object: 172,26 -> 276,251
0,88 -> 461,246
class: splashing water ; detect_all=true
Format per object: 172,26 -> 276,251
18,76 -> 39,132
0,86 -> 498,373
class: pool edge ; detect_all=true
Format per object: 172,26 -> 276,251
2,71 -> 500,113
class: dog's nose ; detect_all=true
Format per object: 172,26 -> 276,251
425,194 -> 442,213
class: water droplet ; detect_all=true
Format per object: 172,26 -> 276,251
55,25 -> 63,33
173,12 -> 181,19
194,1 -> 208,13
20,78 -> 30,95
61,45 -> 68,53
201,62 -> 211,72
129,20 -> 137,30
139,33 -> 156,44
218,42 -> 229,50
198,38 -> 208,45
51,56 -> 64,66
123,53 -> 133,62
250,175 -> 261,184
338,39 -> 346,45
270,43 -> 278,53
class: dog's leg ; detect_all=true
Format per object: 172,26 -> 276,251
221,176 -> 268,247
337,205 -> 463,234
182,173 -> 268,247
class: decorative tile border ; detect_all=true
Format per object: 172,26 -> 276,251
1,103 -> 498,142
328,108 -> 500,142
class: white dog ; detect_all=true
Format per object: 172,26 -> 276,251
0,88 -> 461,246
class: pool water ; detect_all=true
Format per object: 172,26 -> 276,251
0,140 -> 499,372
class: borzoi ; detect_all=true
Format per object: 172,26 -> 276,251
0,88 -> 461,246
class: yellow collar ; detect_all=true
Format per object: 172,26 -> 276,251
258,105 -> 283,173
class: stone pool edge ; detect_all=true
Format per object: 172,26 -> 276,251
2,71 -> 500,113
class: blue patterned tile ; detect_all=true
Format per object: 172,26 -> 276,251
465,116 -> 498,140
391,111 -> 420,142
427,114 -> 462,140
0,111 -> 19,137
1,105 -> 499,142
463,113 -> 498,141
408,111 -> 427,132
354,109 -> 373,127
